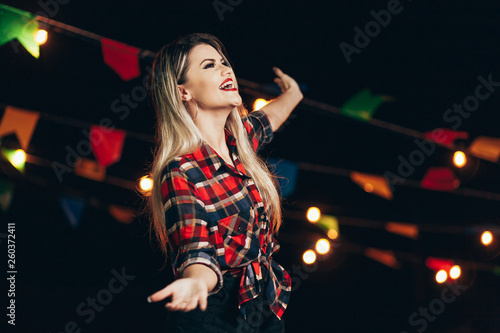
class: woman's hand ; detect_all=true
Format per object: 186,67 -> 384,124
272,67 -> 302,96
147,277 -> 209,312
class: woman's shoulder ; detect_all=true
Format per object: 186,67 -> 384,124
160,154 -> 204,183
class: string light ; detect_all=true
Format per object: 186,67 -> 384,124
315,238 -> 330,254
453,151 -> 466,168
436,270 -> 448,283
253,98 -> 270,111
12,149 -> 26,167
303,250 -> 316,264
481,231 -> 493,246
306,207 -> 321,223
35,29 -> 48,45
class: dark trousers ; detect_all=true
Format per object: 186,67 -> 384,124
163,274 -> 285,333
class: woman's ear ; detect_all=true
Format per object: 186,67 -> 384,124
178,85 -> 192,102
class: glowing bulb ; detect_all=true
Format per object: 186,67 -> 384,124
303,250 -> 316,264
139,175 -> 153,193
315,238 -> 330,254
449,265 -> 461,279
363,183 -> 374,192
453,151 -> 466,168
306,207 -> 321,223
253,98 -> 270,110
35,29 -> 48,45
327,229 -> 338,240
436,270 -> 448,283
12,149 -> 26,168
481,231 -> 493,246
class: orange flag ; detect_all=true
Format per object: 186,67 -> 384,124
350,171 -> 393,200
468,136 -> 500,163
0,106 -> 39,150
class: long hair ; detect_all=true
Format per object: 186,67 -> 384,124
146,33 -> 282,256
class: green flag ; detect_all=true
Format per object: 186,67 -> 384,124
341,89 -> 385,121
0,4 -> 39,58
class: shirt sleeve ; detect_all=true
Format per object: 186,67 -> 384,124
242,110 -> 275,153
161,165 -> 223,295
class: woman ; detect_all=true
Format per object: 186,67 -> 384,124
146,33 -> 303,332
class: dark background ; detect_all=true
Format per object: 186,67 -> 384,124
1,0 -> 500,332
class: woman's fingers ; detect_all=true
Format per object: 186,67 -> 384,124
147,284 -> 174,303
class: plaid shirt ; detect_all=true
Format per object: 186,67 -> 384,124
161,110 -> 291,321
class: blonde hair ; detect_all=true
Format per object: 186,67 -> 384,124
146,33 -> 282,256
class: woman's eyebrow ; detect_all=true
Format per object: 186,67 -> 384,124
200,58 -> 225,66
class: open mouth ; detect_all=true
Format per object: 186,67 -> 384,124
219,78 -> 237,91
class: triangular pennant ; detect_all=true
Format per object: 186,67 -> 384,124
468,136 -> 500,163
0,178 -> 14,213
350,171 -> 393,200
89,126 -> 126,167
59,195 -> 85,228
101,37 -> 140,81
267,158 -> 298,198
420,167 -> 459,191
385,222 -> 419,239
108,205 -> 136,224
340,89 -> 385,121
0,4 -> 39,58
364,247 -> 401,269
423,128 -> 469,146
425,257 -> 454,271
74,157 -> 106,181
0,106 -> 40,150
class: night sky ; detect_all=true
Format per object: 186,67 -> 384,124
1,0 -> 500,332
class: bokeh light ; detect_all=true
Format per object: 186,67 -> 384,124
307,207 -> 321,223
35,29 -> 48,45
449,265 -> 461,279
481,231 -> 493,246
315,238 -> 330,254
436,269 -> 448,283
303,250 -> 316,264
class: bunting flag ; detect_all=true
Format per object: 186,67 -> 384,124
468,136 -> 500,163
101,37 -> 140,81
59,195 -> 85,228
364,247 -> 401,269
385,222 -> 419,239
425,257 -> 454,271
0,178 -> 14,213
423,128 -> 469,146
74,157 -> 106,181
340,89 -> 385,121
89,125 -> 126,167
0,4 -> 40,58
0,106 -> 40,150
108,205 -> 136,224
420,167 -> 460,191
267,158 -> 298,198
350,171 -> 393,200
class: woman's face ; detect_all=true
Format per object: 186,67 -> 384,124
179,43 -> 242,111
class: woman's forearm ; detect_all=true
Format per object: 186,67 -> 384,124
262,86 -> 303,132
182,264 -> 219,293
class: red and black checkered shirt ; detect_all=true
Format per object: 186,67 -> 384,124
161,110 -> 291,321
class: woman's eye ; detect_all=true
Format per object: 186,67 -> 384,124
204,63 -> 215,69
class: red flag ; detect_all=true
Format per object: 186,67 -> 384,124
101,37 -> 140,81
90,126 -> 126,167
421,167 -> 459,191
423,128 -> 468,146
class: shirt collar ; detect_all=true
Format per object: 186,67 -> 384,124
190,128 -> 250,180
